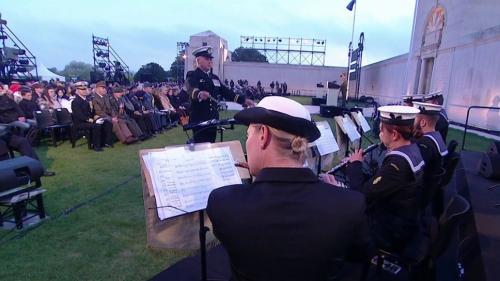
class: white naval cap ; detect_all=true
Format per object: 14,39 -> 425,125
378,105 -> 420,126
412,101 -> 442,115
192,46 -> 214,58
234,96 -> 320,141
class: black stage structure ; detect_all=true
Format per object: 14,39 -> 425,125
347,32 -> 364,100
91,35 -> 129,84
0,13 -> 38,83
240,36 -> 326,66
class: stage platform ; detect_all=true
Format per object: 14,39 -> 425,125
453,151 -> 500,281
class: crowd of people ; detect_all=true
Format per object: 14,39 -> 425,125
0,79 -> 192,168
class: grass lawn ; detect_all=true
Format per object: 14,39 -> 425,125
0,97 -> 493,281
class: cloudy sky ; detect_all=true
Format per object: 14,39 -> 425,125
1,0 -> 415,71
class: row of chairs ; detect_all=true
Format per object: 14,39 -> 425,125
33,109 -> 90,149
361,140 -> 468,281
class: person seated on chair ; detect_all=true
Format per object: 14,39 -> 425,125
321,105 -> 425,257
207,96 -> 373,281
71,81 -> 113,152
412,101 -> 448,217
91,81 -> 118,146
18,86 -> 39,127
0,124 -> 55,176
0,86 -> 31,134
107,86 -> 141,143
124,85 -> 154,137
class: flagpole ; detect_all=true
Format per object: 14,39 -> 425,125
346,1 -> 357,104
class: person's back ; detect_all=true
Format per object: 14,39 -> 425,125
207,96 -> 371,281
208,169 -> 370,281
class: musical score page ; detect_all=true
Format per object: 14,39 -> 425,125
312,121 -> 339,156
143,146 -> 242,220
351,111 -> 371,133
335,115 -> 361,141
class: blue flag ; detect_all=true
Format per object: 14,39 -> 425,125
346,0 -> 356,11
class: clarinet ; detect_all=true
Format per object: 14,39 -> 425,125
326,143 -> 380,175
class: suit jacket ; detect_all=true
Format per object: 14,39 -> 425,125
92,93 -> 112,118
207,167 -> 372,281
186,68 -> 245,123
71,95 -> 92,126
108,95 -> 127,119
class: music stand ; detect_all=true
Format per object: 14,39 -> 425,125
139,141 -> 249,281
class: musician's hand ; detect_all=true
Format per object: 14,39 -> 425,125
198,91 -> 210,101
348,149 -> 364,163
244,99 -> 255,108
234,161 -> 249,169
319,173 -> 341,187
18,117 -> 26,122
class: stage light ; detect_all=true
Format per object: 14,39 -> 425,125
98,62 -> 106,68
278,39 -> 282,43
96,50 -> 103,57
18,59 -> 29,65
16,67 -> 27,73
0,35 -> 7,40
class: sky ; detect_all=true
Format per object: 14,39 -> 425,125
0,0 -> 416,72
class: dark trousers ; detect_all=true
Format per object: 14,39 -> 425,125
133,114 -> 153,136
193,127 -> 217,143
0,136 -> 39,161
77,121 -> 113,149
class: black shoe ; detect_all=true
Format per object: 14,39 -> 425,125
94,147 -> 104,152
104,144 -> 114,148
43,170 -> 56,177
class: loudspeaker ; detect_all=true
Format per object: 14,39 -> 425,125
487,141 -> 500,154
478,153 -> 500,180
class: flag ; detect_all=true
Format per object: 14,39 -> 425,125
346,0 -> 356,11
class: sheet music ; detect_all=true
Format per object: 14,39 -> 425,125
335,115 -> 361,141
312,121 -> 339,156
351,111 -> 371,133
143,146 -> 242,220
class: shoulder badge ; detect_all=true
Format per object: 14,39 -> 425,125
373,176 -> 382,185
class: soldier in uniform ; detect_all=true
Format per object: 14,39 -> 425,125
425,92 -> 449,141
322,105 -> 425,256
185,46 -> 255,143
412,101 -> 448,217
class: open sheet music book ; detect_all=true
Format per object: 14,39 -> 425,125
311,121 -> 339,156
142,146 -> 242,220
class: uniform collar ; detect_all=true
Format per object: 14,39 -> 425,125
253,167 -> 319,183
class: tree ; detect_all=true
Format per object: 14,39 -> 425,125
58,61 -> 93,81
134,62 -> 168,82
169,54 -> 186,83
231,47 -> 268,63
